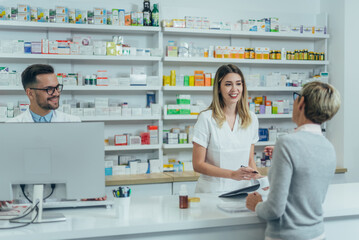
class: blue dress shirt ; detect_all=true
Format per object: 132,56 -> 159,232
30,110 -> 54,123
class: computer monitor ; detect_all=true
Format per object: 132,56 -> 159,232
0,122 -> 105,223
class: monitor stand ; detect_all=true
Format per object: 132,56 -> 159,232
10,184 -> 66,223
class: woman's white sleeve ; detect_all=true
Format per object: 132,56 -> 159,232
251,114 -> 259,144
193,113 -> 210,148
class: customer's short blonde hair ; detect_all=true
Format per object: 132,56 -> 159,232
300,81 -> 341,124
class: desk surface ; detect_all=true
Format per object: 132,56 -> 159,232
105,171 -> 201,186
1,183 -> 358,240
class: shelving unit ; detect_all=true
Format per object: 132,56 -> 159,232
0,21 -> 161,34
163,86 -> 302,92
0,19 -> 164,175
163,27 -> 329,40
0,11 -> 329,185
162,14 -> 328,166
105,144 -> 161,152
0,54 -> 161,62
164,57 -> 329,66
80,115 -> 161,122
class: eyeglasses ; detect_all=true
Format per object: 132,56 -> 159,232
293,91 -> 302,101
30,84 -> 63,95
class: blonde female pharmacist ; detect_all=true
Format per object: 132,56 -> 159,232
192,64 -> 259,193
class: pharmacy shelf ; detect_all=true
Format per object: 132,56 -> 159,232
163,86 -> 212,91
162,86 -> 301,92
81,115 -> 161,122
105,144 -> 160,152
0,85 -> 300,92
0,118 -> 6,123
163,115 -> 198,120
163,114 -> 291,120
163,144 -> 193,149
248,87 -> 302,91
164,57 -> 328,65
256,114 -> 292,119
0,85 -> 161,91
0,54 -> 161,62
64,85 -> 161,91
163,27 -> 329,40
163,142 -> 275,149
0,21 -> 160,34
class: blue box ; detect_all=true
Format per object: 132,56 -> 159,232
24,42 -> 32,54
105,167 -> 112,176
258,128 -> 269,142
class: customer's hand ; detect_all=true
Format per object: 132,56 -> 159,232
264,146 -> 275,159
231,167 -> 258,181
246,192 -> 263,211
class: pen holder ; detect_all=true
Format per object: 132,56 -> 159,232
114,197 -> 131,220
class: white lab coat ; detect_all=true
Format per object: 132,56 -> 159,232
6,109 -> 81,123
193,110 -> 259,193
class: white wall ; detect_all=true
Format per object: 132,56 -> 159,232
321,0 -> 359,183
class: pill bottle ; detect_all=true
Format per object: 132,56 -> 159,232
244,48 -> 250,59
179,184 -> 188,209
249,48 -> 255,59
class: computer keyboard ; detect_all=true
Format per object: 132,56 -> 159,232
42,200 -> 114,209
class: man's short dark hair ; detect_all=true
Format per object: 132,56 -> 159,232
21,64 -> 54,90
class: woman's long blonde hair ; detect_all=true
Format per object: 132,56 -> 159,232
206,64 -> 252,128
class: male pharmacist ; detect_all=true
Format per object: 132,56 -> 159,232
3,64 -> 106,202
7,64 -> 80,123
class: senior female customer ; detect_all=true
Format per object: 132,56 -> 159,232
246,81 -> 341,240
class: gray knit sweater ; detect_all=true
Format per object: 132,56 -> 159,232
255,131 -> 336,240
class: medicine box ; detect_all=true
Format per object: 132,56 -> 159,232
129,136 -> 141,145
75,9 -> 86,24
0,7 -> 11,20
94,8 -> 106,16
37,8 -> 49,22
30,8 -> 37,22
56,14 -> 68,23
56,6 -> 68,15
17,12 -> 30,21
94,16 -> 106,25
114,135 -> 127,146
18,4 -> 30,13
167,46 -> 178,57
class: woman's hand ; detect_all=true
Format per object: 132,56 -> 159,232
246,192 -> 263,211
0,200 -> 13,208
264,146 -> 275,159
231,167 -> 258,181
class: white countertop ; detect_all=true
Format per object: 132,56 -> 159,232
1,183 -> 358,240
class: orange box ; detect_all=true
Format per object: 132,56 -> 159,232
125,13 -> 131,26
194,75 -> 204,86
262,47 -> 270,59
265,100 -> 272,106
204,73 -> 211,86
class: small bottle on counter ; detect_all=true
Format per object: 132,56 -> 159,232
179,184 -> 188,209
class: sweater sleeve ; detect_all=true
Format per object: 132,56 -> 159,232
255,136 -> 293,220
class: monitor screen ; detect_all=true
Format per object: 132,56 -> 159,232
0,122 -> 105,201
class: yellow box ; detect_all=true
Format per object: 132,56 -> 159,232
189,76 -> 195,86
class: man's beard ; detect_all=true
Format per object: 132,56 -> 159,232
36,95 -> 60,110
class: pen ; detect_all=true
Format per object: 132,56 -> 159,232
241,165 -> 258,174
